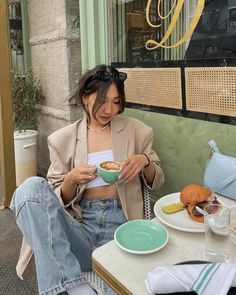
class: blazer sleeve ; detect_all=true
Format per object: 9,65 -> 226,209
47,138 -> 71,206
140,126 -> 164,191
46,122 -> 81,207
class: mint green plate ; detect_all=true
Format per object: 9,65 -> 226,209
114,220 -> 169,254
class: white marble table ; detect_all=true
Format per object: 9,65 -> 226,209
92,197 -> 236,295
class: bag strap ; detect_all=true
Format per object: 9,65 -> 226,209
208,139 -> 221,153
212,174 -> 236,192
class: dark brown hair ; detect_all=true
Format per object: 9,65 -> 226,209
69,64 -> 126,120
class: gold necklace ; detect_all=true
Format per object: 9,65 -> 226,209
87,123 -> 110,134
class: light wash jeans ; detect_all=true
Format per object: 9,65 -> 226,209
10,176 -> 127,295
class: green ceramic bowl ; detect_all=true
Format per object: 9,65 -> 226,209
114,219 -> 169,254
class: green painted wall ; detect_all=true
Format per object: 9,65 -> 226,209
124,109 -> 236,204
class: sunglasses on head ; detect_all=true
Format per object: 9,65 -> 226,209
92,70 -> 127,82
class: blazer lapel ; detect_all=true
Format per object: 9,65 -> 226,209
111,116 -> 129,162
74,116 -> 88,167
111,116 -> 129,206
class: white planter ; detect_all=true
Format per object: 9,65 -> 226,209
14,130 -> 38,186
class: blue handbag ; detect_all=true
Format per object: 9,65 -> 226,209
204,140 -> 236,200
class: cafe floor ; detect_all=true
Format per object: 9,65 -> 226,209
0,208 -> 38,295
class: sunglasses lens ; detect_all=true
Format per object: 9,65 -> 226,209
96,71 -> 111,81
118,72 -> 127,82
94,70 -> 127,82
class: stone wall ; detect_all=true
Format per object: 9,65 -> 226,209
28,0 -> 83,176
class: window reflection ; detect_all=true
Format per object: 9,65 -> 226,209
109,0 -> 236,62
186,0 -> 236,59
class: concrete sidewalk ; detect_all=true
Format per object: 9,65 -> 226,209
0,208 -> 37,294
0,178 -> 3,208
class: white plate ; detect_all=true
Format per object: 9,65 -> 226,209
154,192 -> 205,233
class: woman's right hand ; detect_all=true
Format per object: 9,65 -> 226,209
61,165 -> 96,203
65,165 -> 97,186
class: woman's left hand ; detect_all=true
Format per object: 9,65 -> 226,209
119,154 -> 148,183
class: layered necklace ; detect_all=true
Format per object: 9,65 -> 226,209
87,123 -> 110,134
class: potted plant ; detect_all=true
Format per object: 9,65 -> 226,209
10,68 -> 44,185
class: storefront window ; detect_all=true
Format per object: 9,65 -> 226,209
8,0 -> 30,73
108,0 -> 236,63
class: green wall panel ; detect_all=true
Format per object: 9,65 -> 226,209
79,0 -> 108,71
124,109 -> 236,204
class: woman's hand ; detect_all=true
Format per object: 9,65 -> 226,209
65,165 -> 97,186
119,154 -> 149,183
61,165 -> 96,203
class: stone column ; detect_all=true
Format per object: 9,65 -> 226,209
28,0 -> 82,176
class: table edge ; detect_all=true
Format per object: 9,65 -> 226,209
92,257 -> 133,295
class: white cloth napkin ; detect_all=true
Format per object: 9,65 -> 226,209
145,262 -> 236,295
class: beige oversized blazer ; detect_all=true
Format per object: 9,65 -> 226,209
16,115 -> 164,279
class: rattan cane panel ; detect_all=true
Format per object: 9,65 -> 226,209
185,67 -> 236,117
120,68 -> 182,109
